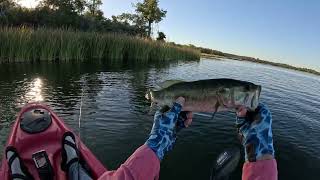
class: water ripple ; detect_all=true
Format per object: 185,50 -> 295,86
0,60 -> 319,179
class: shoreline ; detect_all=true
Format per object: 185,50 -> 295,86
202,53 -> 320,76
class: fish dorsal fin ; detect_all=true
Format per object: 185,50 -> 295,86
156,80 -> 184,90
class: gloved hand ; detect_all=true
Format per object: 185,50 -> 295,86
145,97 -> 192,161
235,103 -> 275,162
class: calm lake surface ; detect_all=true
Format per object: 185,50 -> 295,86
0,59 -> 320,180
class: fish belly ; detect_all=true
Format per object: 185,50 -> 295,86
181,99 -> 228,112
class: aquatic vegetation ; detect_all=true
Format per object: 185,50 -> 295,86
0,27 -> 200,63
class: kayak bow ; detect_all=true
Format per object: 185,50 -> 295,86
0,103 -> 107,180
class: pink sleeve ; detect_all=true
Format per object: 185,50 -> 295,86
242,159 -> 278,180
98,144 -> 160,180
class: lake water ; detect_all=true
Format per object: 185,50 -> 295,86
0,59 -> 320,179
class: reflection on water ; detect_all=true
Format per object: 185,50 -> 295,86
24,78 -> 44,103
0,59 -> 320,180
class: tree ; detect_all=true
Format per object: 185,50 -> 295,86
113,13 -> 148,36
135,0 -> 166,38
74,0 -> 86,14
87,0 -> 102,16
37,0 -> 89,28
156,31 -> 166,41
0,0 -> 168,37
113,13 -> 135,25
40,0 -> 87,14
0,0 -> 34,26
0,0 -> 16,24
0,0 -> 16,13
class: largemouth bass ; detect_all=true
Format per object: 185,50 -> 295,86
145,79 -> 261,112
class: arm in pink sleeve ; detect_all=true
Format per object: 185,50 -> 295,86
242,159 -> 278,180
98,144 -> 160,180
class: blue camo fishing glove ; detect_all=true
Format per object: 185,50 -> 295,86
236,103 -> 275,162
145,98 -> 188,161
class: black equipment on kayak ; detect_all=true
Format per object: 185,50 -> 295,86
20,109 -> 52,134
210,148 -> 241,180
32,150 -> 54,180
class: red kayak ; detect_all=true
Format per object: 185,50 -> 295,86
0,103 -> 107,180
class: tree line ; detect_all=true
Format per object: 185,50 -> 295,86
0,0 -> 167,39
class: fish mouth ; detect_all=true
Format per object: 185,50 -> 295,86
145,89 -> 157,102
251,94 -> 255,109
257,85 -> 262,98
251,86 -> 261,109
244,94 -> 249,108
145,93 -> 150,100
145,89 -> 151,100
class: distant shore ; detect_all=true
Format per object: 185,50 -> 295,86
202,53 -> 320,76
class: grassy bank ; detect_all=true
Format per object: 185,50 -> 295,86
0,27 -> 200,63
202,53 -> 320,76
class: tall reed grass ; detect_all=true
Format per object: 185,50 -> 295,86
0,27 -> 200,63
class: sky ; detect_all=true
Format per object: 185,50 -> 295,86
18,0 -> 320,70
17,0 -> 39,8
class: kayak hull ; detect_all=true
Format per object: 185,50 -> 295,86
0,103 -> 107,180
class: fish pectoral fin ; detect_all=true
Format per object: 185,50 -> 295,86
211,111 -> 217,120
211,101 -> 220,120
148,102 -> 158,115
156,80 -> 184,90
216,91 -> 228,108
214,101 -> 220,112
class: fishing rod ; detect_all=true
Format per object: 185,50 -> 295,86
77,87 -> 84,180
78,88 -> 84,144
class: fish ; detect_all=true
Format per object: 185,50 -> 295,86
145,78 -> 261,114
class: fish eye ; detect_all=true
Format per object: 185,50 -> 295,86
245,84 -> 251,91
218,88 -> 226,93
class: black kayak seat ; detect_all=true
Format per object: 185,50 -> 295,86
20,108 -> 52,134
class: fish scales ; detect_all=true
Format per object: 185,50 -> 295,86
146,79 -> 261,112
